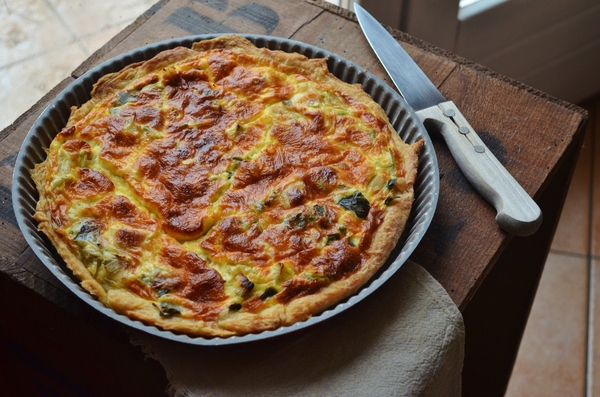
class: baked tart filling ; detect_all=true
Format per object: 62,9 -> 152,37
32,35 -> 422,337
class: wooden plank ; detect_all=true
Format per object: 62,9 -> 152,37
292,10 -> 394,84
462,122 -> 586,395
0,248 -> 81,315
0,272 -> 169,396
0,0 -> 587,314
414,63 -> 587,307
74,0 -> 324,78
16,248 -> 71,296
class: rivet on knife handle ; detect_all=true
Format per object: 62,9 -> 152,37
416,101 -> 543,236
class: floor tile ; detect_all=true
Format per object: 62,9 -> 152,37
551,117 -> 592,255
47,0 -> 156,53
504,252 -> 588,397
588,100 -> 600,257
1,0 -> 598,395
0,0 -> 73,68
0,42 -> 87,130
0,0 -> 157,131
79,22 -> 131,55
589,258 -> 600,395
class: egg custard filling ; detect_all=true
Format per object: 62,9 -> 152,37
32,35 -> 422,337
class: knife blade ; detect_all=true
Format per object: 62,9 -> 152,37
354,4 -> 542,236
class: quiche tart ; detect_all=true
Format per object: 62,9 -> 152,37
32,35 -> 422,337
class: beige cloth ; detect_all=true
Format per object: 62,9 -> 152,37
131,260 -> 464,396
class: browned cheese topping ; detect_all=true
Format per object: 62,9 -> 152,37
35,36 -> 413,324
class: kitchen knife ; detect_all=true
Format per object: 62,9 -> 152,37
354,4 -> 542,236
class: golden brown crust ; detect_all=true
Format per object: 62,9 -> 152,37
32,34 -> 421,337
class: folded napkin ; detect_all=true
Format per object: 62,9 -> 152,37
131,260 -> 464,396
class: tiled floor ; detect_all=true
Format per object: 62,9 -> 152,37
1,0 -> 598,395
0,0 -> 157,131
504,97 -> 599,396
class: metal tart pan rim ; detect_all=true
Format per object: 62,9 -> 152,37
12,34 -> 440,346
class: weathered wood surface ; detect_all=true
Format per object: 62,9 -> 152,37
0,0 -> 587,312
0,0 -> 589,393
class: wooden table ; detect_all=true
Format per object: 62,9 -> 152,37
0,0 -> 588,395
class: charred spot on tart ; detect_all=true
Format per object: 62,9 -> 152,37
152,276 -> 182,298
115,228 -> 146,247
159,245 -> 226,304
238,273 -> 255,295
119,104 -> 164,129
61,139 -> 92,161
326,233 -> 341,245
56,125 -> 76,139
285,185 -> 306,208
220,66 -> 267,97
208,52 -> 237,81
313,203 -> 336,229
84,195 -> 157,231
337,191 -> 371,219
65,168 -> 114,199
99,255 -> 132,275
156,301 -> 182,318
303,166 -> 338,196
259,287 -> 279,301
162,68 -> 212,96
313,204 -> 326,217
73,220 -> 101,243
276,277 -> 329,304
310,238 -> 362,280
288,212 -> 307,228
384,196 -> 400,205
131,73 -> 159,90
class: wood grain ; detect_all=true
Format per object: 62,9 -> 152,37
462,123 -> 586,396
289,9 -> 457,90
0,0 -> 589,393
416,101 -> 542,236
0,272 -> 169,396
74,0 -> 323,78
0,0 -> 586,315
412,62 -> 586,307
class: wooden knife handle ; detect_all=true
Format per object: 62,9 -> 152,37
416,101 -> 542,236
